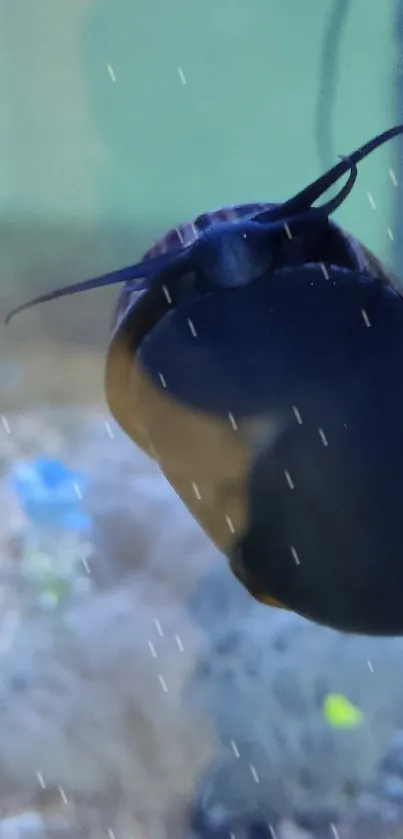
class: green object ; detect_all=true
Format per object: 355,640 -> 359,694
323,693 -> 364,729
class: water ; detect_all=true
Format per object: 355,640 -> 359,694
1,1 -> 403,837
0,0 -> 397,360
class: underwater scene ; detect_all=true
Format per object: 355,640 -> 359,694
2,0 -> 403,837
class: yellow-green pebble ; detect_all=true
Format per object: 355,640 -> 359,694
323,693 -> 363,729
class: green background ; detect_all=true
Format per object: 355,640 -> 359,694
0,0 -> 398,355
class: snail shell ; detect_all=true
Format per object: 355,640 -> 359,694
106,203 -> 393,554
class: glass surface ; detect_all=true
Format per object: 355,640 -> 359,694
0,1 -> 403,838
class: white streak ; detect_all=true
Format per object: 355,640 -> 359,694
361,308 -> 371,328
59,787 -> 69,804
177,66 -> 187,85
225,515 -> 235,534
249,764 -> 260,783
80,555 -> 91,575
284,470 -> 294,489
175,634 -> 184,652
290,545 -> 301,565
104,421 -> 114,439
367,192 -> 376,210
107,64 -> 117,83
318,427 -> 328,447
389,167 -> 398,187
192,481 -> 202,500
231,739 -> 240,758
292,405 -> 303,424
283,223 -> 293,239
187,318 -> 197,337
148,640 -> 157,658
162,285 -> 172,303
1,415 -> 11,434
154,618 -> 164,637
158,674 -> 168,692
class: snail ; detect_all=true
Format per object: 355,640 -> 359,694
7,124 -> 403,636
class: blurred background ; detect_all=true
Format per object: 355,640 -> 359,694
0,0 -> 399,407
1,1 -> 403,838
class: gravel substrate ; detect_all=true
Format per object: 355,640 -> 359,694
1,406 -> 403,839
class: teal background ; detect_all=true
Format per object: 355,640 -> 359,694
0,0 -> 399,399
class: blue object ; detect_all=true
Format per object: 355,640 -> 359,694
7,456 -> 92,532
